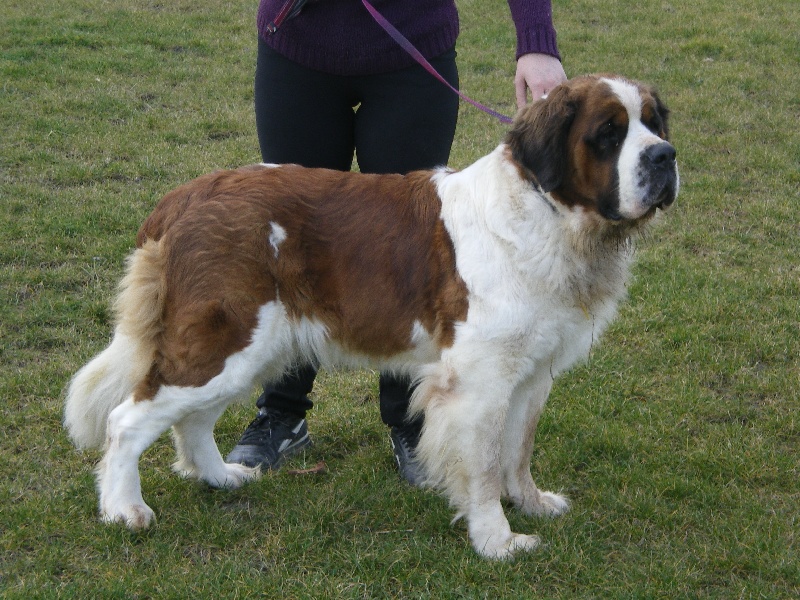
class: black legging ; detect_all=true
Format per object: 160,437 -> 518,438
253,38 -> 459,428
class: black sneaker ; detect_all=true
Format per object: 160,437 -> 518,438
389,424 -> 425,487
226,408 -> 311,470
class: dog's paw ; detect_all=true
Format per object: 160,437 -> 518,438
515,488 -> 570,518
176,460 -> 261,489
101,502 -> 155,531
206,462 -> 261,489
533,490 -> 570,517
468,506 -> 543,560
474,532 -> 542,560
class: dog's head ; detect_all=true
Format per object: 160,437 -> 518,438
505,74 -> 679,224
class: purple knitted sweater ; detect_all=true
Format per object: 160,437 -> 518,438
258,0 -> 560,76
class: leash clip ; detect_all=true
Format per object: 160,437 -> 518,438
267,0 -> 309,34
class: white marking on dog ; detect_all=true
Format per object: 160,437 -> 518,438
268,221 -> 287,256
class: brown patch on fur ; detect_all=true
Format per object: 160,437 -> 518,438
135,168 -> 281,391
133,165 -> 468,395
266,168 -> 469,355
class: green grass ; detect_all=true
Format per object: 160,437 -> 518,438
1,0 -> 798,597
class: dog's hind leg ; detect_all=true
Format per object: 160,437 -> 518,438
500,376 -> 569,517
98,393 -> 186,529
98,382 -> 250,529
172,403 -> 260,488
165,302 -> 290,489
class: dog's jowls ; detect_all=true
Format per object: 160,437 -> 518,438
64,75 -> 679,559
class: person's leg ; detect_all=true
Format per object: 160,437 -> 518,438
354,47 -> 459,176
353,48 -> 459,483
227,39 -> 358,468
255,40 -> 356,170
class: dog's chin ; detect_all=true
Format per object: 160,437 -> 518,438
641,204 -> 663,222
600,202 -> 665,225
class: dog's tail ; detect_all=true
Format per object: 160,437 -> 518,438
64,239 -> 166,449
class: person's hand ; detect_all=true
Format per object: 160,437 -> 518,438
514,53 -> 567,109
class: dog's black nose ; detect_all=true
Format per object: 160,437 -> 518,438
644,142 -> 676,166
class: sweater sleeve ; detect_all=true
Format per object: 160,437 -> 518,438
506,0 -> 561,61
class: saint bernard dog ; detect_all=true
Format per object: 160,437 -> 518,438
65,74 -> 679,559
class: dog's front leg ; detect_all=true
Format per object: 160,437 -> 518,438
413,364 -> 541,559
501,375 -> 569,517
464,477 -> 543,559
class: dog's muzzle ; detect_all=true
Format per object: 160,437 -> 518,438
642,141 -> 678,210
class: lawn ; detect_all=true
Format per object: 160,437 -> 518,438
1,0 -> 798,597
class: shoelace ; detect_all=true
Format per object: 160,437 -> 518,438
239,409 -> 304,444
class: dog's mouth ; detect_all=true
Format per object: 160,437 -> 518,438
642,194 -> 674,220
643,203 -> 663,220
636,178 -> 678,220
600,191 -> 674,223
651,182 -> 678,214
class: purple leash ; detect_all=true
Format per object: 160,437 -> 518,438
360,0 -> 514,124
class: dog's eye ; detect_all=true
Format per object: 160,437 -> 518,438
597,121 -> 620,149
586,120 -> 626,157
645,115 -> 663,135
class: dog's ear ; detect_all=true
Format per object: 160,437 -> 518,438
504,84 -> 577,193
